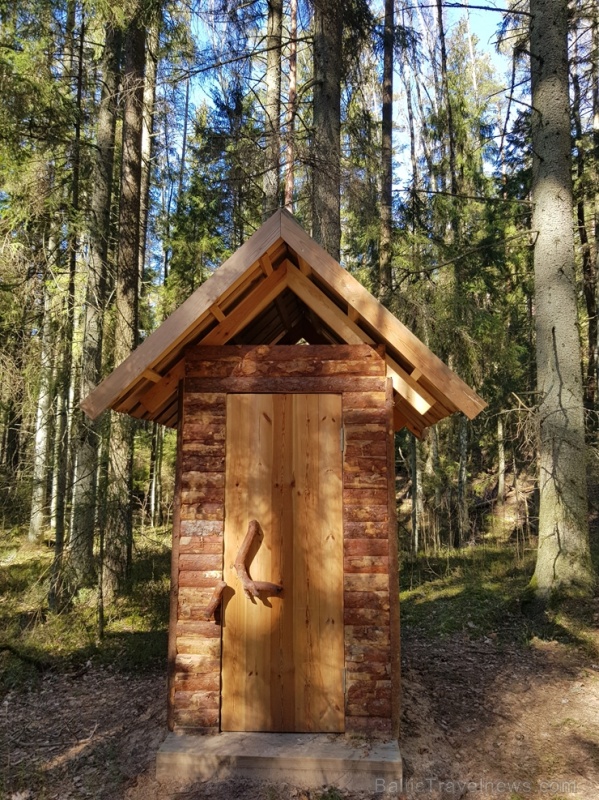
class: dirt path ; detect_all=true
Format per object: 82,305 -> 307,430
2,635 -> 598,800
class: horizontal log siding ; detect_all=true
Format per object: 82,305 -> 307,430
342,385 -> 394,737
172,391 -> 226,731
170,344 -> 398,735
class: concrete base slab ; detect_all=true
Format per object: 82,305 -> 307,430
156,732 -> 402,792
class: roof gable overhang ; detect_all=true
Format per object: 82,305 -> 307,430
81,209 -> 486,436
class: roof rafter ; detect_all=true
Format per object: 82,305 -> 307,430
81,209 -> 486,433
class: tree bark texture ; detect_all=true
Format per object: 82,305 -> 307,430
70,22 -> 121,583
410,434 -> 424,554
50,14 -> 85,603
571,41 -> 597,415
263,0 -> 282,219
28,281 -> 55,542
234,520 -> 283,598
312,0 -> 341,261
284,0 -> 298,211
435,0 -> 457,201
148,421 -> 163,526
530,0 -> 595,598
140,24 -> 158,283
104,12 -> 145,600
378,0 -> 393,305
497,413 -> 505,504
457,413 -> 469,546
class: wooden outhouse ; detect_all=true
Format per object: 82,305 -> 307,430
82,209 -> 485,739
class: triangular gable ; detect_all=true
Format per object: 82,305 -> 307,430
81,209 -> 486,436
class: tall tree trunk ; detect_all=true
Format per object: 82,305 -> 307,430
435,0 -> 457,202
456,414 -> 469,547
437,0 -> 469,542
28,278 -> 56,542
2,401 -> 22,481
312,0 -> 341,260
284,0 -> 298,211
104,11 -> 146,601
70,22 -> 121,583
497,413 -> 506,504
50,12 -> 85,606
593,17 -> 599,411
571,39 -> 597,416
378,0 -> 393,304
148,421 -> 163,527
399,17 -> 419,206
410,435 -> 424,555
140,24 -> 158,283
529,0 -> 595,599
263,0 -> 282,219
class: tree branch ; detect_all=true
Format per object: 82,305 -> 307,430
234,520 -> 283,599
201,580 -> 227,620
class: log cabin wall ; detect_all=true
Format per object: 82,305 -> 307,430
167,344 -> 399,737
168,389 -> 226,730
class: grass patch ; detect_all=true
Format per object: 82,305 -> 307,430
318,789 -> 346,800
400,543 -> 599,653
400,544 -> 536,641
0,527 -> 171,693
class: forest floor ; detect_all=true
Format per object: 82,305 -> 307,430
2,628 -> 599,800
1,504 -> 599,800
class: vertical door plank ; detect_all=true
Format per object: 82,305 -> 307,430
222,393 -> 344,732
292,394 -> 344,731
269,394 -> 296,730
291,394 -> 316,729
221,393 -> 251,731
314,394 -> 345,730
222,393 -> 285,731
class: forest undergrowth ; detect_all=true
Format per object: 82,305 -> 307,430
0,526 -> 171,694
1,483 -> 597,696
1,488 -> 599,800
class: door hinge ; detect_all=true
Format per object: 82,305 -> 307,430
340,426 -> 345,453
342,668 -> 346,694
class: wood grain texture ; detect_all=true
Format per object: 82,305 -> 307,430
167,391 -> 184,731
172,392 -> 226,730
82,209 -> 485,437
199,263 -> 288,346
279,208 -> 486,419
221,393 -> 285,732
292,393 -> 344,732
81,211 -> 284,420
341,387 -> 394,730
170,346 -> 401,735
185,376 -> 387,394
386,378 -> 401,737
186,344 -> 386,377
286,261 -> 374,348
221,393 -> 344,732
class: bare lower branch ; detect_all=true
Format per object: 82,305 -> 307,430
234,519 -> 283,599
201,580 -> 227,620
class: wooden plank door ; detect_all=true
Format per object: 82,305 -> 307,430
221,393 -> 344,732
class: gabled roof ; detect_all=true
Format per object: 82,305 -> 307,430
81,209 -> 486,436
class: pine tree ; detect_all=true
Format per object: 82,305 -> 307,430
104,3 -> 147,600
529,0 -> 595,599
